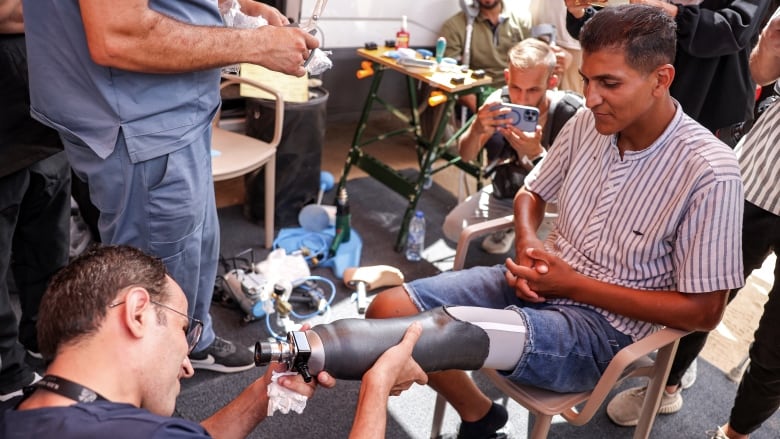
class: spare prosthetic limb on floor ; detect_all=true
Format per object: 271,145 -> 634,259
255,306 -> 527,381
343,265 -> 404,314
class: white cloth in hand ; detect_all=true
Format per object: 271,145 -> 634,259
267,371 -> 308,416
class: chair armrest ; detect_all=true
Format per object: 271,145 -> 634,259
565,326 -> 690,423
453,215 -> 514,270
217,72 -> 285,150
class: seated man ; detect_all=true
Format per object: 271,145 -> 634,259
440,0 -> 531,112
0,245 -> 427,439
367,5 -> 743,438
442,38 -> 583,253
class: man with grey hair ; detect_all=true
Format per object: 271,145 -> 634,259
443,38 -> 583,254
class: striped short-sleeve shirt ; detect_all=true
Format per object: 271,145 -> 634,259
736,92 -> 780,216
525,103 -> 745,340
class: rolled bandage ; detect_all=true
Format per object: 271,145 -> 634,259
267,371 -> 308,415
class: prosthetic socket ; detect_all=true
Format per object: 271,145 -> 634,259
254,306 -> 527,382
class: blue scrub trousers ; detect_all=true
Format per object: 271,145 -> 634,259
61,128 -> 219,352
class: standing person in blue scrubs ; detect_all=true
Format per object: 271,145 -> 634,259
20,0 -> 319,373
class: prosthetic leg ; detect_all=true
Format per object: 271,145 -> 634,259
255,306 -> 526,382
342,265 -> 404,314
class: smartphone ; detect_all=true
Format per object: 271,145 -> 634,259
497,103 -> 540,133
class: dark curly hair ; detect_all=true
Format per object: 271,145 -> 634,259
37,245 -> 169,362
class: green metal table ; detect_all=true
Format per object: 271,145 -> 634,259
338,47 -> 493,252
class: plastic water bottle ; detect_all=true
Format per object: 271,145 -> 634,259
405,211 -> 425,262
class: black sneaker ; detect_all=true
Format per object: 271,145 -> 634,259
189,336 -> 254,373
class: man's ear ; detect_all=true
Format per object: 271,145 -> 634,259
504,68 -> 510,84
654,63 -> 675,94
121,287 -> 153,339
547,73 -> 559,90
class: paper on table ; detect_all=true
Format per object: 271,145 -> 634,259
239,63 -> 309,103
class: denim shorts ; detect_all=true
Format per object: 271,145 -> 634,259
405,264 -> 634,393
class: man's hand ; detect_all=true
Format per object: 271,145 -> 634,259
264,323 -> 336,398
505,247 -> 577,302
363,322 -> 427,396
751,9 -> 780,84
350,323 -> 426,439
249,25 -> 319,77
550,44 -> 572,77
237,0 -> 289,26
506,234 -> 547,302
472,102 -> 509,137
765,10 -> 780,46
498,123 -> 545,162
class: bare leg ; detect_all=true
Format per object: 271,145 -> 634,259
366,287 -> 493,422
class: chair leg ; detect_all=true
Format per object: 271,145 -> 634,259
529,413 -> 553,439
263,156 -> 275,248
633,340 -> 680,439
430,394 -> 448,439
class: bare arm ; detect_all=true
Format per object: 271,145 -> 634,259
505,249 -> 728,332
750,9 -> 780,85
510,186 -> 728,331
231,0 -> 287,25
78,0 -> 318,75
349,323 -> 426,439
201,364 -> 336,439
458,100 -> 505,162
0,0 -> 23,33
509,188 -> 549,302
513,187 -> 546,246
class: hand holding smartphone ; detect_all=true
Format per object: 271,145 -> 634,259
495,103 -> 540,133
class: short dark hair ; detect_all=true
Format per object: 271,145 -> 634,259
37,245 -> 169,361
580,4 -> 676,74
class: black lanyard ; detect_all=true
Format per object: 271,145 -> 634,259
23,375 -> 109,403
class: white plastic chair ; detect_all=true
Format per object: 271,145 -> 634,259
212,73 -> 284,248
431,215 -> 690,439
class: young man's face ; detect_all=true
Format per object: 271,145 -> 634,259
505,63 -> 552,110
580,48 -> 659,135
144,277 -> 194,416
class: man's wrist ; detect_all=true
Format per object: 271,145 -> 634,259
530,148 -> 547,165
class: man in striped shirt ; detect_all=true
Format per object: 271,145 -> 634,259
367,5 -> 744,438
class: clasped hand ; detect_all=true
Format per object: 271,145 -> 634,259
504,245 -> 576,303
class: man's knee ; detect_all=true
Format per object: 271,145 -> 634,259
365,285 -> 418,319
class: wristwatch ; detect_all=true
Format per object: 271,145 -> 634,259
530,148 -> 547,166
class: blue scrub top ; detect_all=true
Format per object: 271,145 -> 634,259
22,0 -> 224,163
